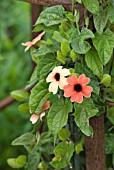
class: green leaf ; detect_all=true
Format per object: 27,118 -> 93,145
93,11 -> 108,35
58,128 -> 70,141
18,103 -> 29,114
93,28 -> 114,65
27,150 -> 40,170
70,49 -> 80,62
12,133 -> 36,146
82,0 -> 99,14
37,54 -> 60,79
52,31 -> 67,43
75,142 -> 83,154
75,62 -> 100,95
35,6 -> 66,26
7,155 -> 26,169
74,98 -> 98,136
29,81 -> 50,114
105,133 -> 114,154
50,141 -> 74,168
61,41 -> 71,56
38,161 -> 49,170
32,43 -> 60,57
85,48 -> 103,79
71,28 -> 94,54
100,74 -> 111,86
10,90 -> 29,102
47,98 -> 72,136
33,24 -> 58,33
57,51 -> 66,64
107,107 -> 114,125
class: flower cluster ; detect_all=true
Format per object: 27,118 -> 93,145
46,66 -> 93,103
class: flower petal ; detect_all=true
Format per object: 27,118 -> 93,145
22,42 -> 32,46
49,81 -> 59,94
30,114 -> 39,124
59,77 -> 68,89
52,66 -> 63,73
82,86 -> 93,98
24,45 -> 32,52
42,100 -> 50,111
64,85 -> 74,97
39,112 -> 45,121
78,74 -> 90,86
60,68 -> 70,76
70,92 -> 83,103
32,31 -> 45,44
67,75 -> 78,85
46,72 -> 55,82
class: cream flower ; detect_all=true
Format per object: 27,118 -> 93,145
46,66 -> 70,94
22,31 -> 45,52
30,100 -> 50,124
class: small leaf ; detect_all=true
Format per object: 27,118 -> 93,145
61,41 -> 71,56
85,48 -> 103,79
82,0 -> 99,14
48,98 -> 72,136
12,133 -> 36,146
93,11 -> 108,34
52,31 -> 67,43
58,128 -> 70,141
32,43 -> 60,57
18,103 -> 29,114
75,142 -> 83,154
29,80 -> 50,114
93,28 -> 114,65
100,74 -> 111,87
74,98 -> 98,136
50,141 -> 74,168
10,90 -> 29,102
35,6 -> 66,26
7,155 -> 26,169
70,49 -> 80,62
57,51 -> 66,64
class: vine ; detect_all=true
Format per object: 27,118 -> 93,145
8,0 -> 114,169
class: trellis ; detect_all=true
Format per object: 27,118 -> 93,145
22,1 -> 106,169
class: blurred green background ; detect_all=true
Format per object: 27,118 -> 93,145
0,0 -> 32,169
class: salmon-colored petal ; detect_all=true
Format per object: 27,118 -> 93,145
49,81 -> 59,94
67,75 -> 78,85
70,92 -> 83,103
60,68 -> 70,76
82,86 -> 93,98
59,77 -> 68,89
22,42 -> 32,46
42,100 -> 50,111
46,72 -> 55,82
39,111 -> 45,121
78,74 -> 90,86
32,31 -> 45,44
30,114 -> 39,124
64,85 -> 74,97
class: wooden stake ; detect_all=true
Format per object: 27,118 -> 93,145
86,115 -> 106,170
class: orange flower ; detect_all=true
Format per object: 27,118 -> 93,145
30,100 -> 50,124
63,74 -> 93,103
22,31 -> 45,52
